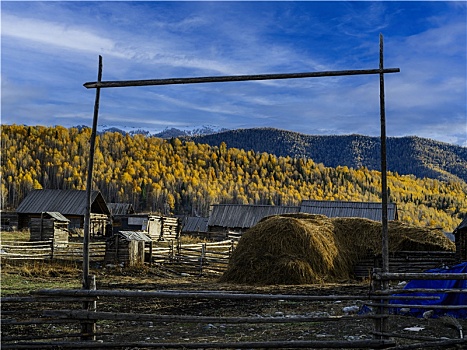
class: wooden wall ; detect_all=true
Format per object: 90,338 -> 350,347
354,250 -> 458,279
29,218 -> 69,246
105,236 -> 147,267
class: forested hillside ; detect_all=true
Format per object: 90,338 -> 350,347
1,124 -> 466,231
190,128 -> 467,183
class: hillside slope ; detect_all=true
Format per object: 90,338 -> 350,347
189,128 -> 467,183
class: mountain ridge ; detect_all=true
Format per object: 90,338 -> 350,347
187,127 -> 467,184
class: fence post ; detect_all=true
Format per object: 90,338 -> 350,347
81,274 -> 97,341
230,240 -> 235,257
371,268 -> 387,340
199,243 -> 206,275
50,240 -> 54,260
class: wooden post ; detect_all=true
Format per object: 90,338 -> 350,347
50,239 -> 54,260
40,212 -> 44,241
149,241 -> 153,266
82,55 -> 102,342
81,275 -> 97,341
372,268 -> 384,339
83,55 -> 103,290
379,33 -> 390,338
199,243 -> 206,275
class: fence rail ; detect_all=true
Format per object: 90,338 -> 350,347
3,272 -> 467,349
152,239 -> 236,274
0,239 -> 235,274
0,240 -> 106,262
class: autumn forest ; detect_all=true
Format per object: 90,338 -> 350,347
1,124 -> 466,231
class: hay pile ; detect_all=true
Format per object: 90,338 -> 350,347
219,214 -> 455,285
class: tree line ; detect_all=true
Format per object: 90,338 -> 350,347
1,124 -> 466,231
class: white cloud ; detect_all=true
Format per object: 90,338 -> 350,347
1,13 -> 124,58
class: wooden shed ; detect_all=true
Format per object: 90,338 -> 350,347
112,214 -> 181,241
180,216 -> 209,239
16,189 -> 111,236
454,216 -> 467,262
29,212 -> 69,246
299,200 -> 399,221
105,231 -> 152,267
208,204 -> 300,239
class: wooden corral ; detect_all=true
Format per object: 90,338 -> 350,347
454,216 -> 467,262
29,212 -> 69,246
16,190 -> 111,234
104,231 -> 152,267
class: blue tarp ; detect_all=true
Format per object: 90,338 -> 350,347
389,262 -> 467,319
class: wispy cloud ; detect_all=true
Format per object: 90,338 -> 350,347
1,1 -> 466,146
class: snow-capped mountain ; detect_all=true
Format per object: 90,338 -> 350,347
75,124 -> 230,138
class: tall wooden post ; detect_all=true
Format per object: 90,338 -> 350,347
81,56 -> 102,341
378,33 -> 389,338
83,55 -> 103,290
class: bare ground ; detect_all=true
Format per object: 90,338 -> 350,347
2,264 -> 466,349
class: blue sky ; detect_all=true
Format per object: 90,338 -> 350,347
1,1 -> 466,146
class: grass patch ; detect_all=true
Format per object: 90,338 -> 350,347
1,260 -> 82,296
1,230 -> 30,242
1,273 -> 81,295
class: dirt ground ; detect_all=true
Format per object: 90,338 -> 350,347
2,265 -> 467,349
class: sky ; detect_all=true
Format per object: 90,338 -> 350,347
1,1 -> 466,146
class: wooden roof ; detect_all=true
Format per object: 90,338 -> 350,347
182,217 -> 209,232
300,200 -> 398,221
16,190 -> 110,216
107,203 -> 135,216
454,216 -> 467,232
44,212 -> 70,222
208,204 -> 300,229
116,231 -> 152,242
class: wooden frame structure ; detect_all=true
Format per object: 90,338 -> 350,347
82,34 -> 400,337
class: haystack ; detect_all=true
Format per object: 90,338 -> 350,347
219,213 -> 455,285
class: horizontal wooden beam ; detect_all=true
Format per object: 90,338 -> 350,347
83,68 -> 400,89
44,309 -> 385,323
0,339 -> 397,349
31,288 -> 385,301
374,272 -> 467,281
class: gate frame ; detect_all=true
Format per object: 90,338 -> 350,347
82,34 -> 399,336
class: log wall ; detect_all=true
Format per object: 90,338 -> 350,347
354,251 -> 457,279
29,218 -> 68,246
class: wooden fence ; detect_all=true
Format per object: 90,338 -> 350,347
354,251 -> 458,279
2,270 -> 466,349
152,239 -> 236,274
0,239 -> 235,275
0,240 -> 106,262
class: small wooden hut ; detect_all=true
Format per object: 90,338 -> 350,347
105,231 -> 152,267
29,212 -> 69,246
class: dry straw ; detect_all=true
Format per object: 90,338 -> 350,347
219,214 -> 455,285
